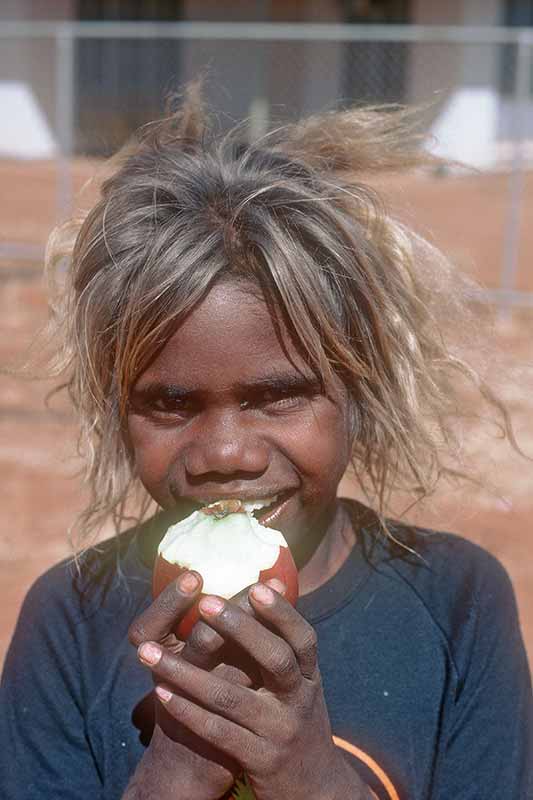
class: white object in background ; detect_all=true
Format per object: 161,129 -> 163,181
430,88 -> 498,170
0,81 -> 57,159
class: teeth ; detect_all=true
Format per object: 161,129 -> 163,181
242,495 -> 278,513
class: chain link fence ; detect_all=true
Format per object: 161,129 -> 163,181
1,22 -> 533,311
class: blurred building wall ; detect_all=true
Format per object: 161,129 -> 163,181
410,0 -> 503,166
3,0 -> 533,168
0,0 -> 75,158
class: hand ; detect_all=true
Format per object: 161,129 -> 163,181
127,572 -> 265,800
138,581 -> 371,800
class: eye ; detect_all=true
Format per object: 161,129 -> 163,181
128,389 -> 199,422
266,392 -> 303,410
151,397 -> 197,416
250,388 -> 309,413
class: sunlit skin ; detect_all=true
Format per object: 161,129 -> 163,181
127,279 -> 357,593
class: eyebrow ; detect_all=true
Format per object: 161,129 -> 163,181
237,371 -> 322,394
131,371 -> 323,401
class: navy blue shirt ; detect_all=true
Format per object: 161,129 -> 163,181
1,502 -> 531,799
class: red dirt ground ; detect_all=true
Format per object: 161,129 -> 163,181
1,160 -> 532,671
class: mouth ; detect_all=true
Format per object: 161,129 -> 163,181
183,490 -> 295,527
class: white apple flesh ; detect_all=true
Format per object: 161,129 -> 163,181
153,499 -> 299,639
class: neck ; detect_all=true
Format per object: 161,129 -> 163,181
297,501 -> 356,597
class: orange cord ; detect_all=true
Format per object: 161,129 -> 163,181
332,735 -> 400,800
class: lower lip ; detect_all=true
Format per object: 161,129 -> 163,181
256,492 -> 294,527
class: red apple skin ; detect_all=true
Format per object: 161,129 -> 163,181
152,546 -> 299,640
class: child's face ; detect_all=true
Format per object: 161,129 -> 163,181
127,280 -> 352,553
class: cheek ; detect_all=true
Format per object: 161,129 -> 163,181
126,418 -> 177,499
314,416 -> 351,485
287,404 -> 351,494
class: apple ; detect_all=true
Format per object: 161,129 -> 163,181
152,499 -> 299,639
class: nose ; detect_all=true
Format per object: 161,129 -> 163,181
183,411 -> 270,479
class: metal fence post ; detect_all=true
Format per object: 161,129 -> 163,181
500,33 -> 532,320
54,24 -> 75,225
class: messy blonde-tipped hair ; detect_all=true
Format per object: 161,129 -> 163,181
43,82 -> 516,550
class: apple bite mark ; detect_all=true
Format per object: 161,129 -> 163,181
152,499 -> 299,639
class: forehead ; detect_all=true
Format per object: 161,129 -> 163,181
138,281 -> 311,386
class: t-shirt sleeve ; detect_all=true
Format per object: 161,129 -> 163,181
432,551 -> 532,800
0,568 -> 104,799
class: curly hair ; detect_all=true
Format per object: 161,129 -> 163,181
41,82 -> 516,550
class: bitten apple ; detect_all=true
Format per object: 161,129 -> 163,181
153,499 -> 299,639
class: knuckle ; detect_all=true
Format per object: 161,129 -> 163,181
155,583 -> 183,614
299,628 -> 318,657
166,655 -> 184,683
254,746 -> 272,773
188,624 -> 214,651
211,685 -> 240,712
260,742 -> 283,774
204,715 -> 224,741
271,645 -> 296,677
213,663 -> 254,687
187,622 -> 224,656
128,620 -> 149,646
276,709 -> 299,744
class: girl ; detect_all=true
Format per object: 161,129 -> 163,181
1,85 -> 531,800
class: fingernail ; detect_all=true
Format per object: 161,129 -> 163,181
179,571 -> 201,594
155,685 -> 173,703
138,642 -> 162,665
198,596 -> 225,616
250,583 -> 275,605
265,578 -> 286,594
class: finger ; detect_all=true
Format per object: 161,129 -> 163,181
181,585 -> 257,670
197,594 -> 300,695
138,642 -> 263,730
212,662 -> 254,688
128,571 -> 203,647
153,686 -> 256,768
248,581 -> 319,680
